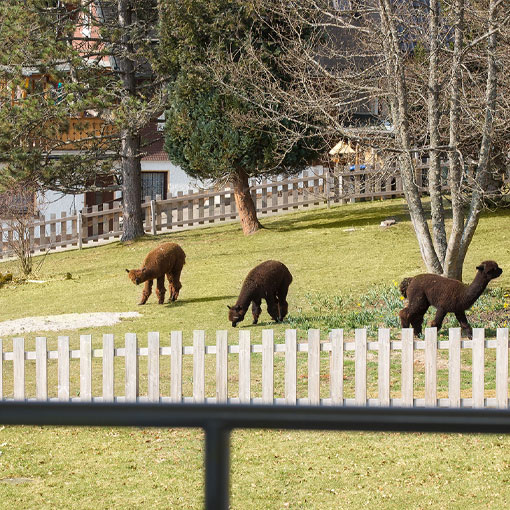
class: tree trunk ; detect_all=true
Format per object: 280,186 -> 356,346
232,168 -> 262,235
121,131 -> 144,241
118,0 -> 144,241
379,0 -> 442,274
427,0 -> 447,263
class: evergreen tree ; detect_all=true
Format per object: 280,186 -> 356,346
160,0 -> 324,235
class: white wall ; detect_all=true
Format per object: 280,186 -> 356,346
37,190 -> 84,218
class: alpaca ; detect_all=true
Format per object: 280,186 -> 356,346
126,242 -> 186,305
228,260 -> 293,327
399,260 -> 503,338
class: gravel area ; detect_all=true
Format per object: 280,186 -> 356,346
0,312 -> 141,336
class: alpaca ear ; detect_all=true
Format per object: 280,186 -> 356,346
476,264 -> 484,271
227,305 -> 232,310
141,267 -> 147,273
125,269 -> 130,273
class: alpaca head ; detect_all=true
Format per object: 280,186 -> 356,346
126,268 -> 146,285
227,304 -> 246,327
475,261 -> 503,281
170,281 -> 182,301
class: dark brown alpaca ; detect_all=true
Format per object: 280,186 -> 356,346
399,260 -> 503,338
126,242 -> 186,304
228,260 -> 293,327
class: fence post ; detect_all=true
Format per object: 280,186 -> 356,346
78,211 -> 83,250
150,200 -> 157,235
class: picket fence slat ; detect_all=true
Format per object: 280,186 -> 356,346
1,328 -> 509,407
285,329 -> 297,404
14,338 -> 24,401
216,331 -> 228,404
171,331 -> 183,403
35,337 -> 47,401
330,329 -> 343,405
239,331 -> 251,404
58,336 -> 70,402
262,330 -> 274,404
472,329 -> 485,408
401,328 -> 414,407
448,328 -> 461,407
80,335 -> 92,402
496,328 -> 509,408
308,329 -> 320,405
193,330 -> 205,403
148,332 -> 160,403
425,328 -> 437,407
378,328 -> 390,407
103,334 -> 114,402
125,333 -> 138,402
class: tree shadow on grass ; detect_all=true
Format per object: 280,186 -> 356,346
263,202 -> 411,233
168,295 -> 237,307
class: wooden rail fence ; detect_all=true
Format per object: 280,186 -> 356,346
1,327 -> 509,408
0,165 -> 412,259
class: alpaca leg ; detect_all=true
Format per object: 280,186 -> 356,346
265,295 -> 279,322
277,286 -> 289,321
139,280 -> 153,305
155,276 -> 166,304
410,313 -> 425,337
455,311 -> 473,339
431,308 -> 447,333
251,299 -> 262,324
399,307 -> 411,328
168,266 -> 183,301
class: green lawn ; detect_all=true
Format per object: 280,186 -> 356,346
1,199 -> 510,509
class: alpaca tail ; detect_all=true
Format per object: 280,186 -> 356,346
399,277 -> 413,298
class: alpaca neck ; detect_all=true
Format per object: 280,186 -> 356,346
463,272 -> 490,308
236,287 -> 253,311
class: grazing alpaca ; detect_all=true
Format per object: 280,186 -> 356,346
126,242 -> 186,304
399,260 -> 503,338
228,260 -> 293,327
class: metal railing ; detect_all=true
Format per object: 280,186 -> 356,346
2,402 -> 510,509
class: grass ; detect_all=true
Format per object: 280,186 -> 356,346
1,198 -> 510,508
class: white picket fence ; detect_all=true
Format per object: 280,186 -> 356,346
1,327 -> 510,408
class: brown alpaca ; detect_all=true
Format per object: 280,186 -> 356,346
399,260 -> 503,338
126,242 -> 186,305
228,260 -> 293,327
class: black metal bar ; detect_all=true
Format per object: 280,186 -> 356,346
205,422 -> 230,510
3,402 -> 510,510
2,402 -> 510,433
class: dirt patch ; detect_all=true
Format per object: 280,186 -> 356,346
0,312 -> 141,336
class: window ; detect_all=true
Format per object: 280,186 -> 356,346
141,172 -> 167,201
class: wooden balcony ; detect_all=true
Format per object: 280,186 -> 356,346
56,116 -> 117,151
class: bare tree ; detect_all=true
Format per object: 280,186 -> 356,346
214,0 -> 510,278
0,180 -> 41,276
